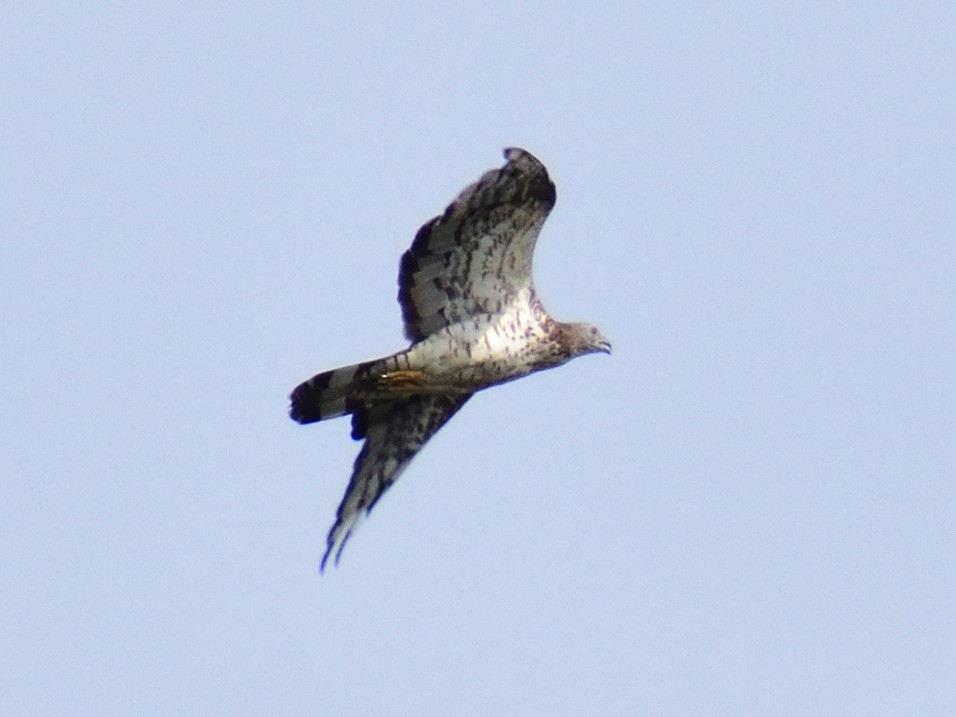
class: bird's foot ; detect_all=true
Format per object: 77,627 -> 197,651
378,370 -> 426,395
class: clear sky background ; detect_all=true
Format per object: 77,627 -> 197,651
3,2 -> 954,715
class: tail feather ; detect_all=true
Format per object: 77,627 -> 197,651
289,360 -> 378,424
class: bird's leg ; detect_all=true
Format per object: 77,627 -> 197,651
377,370 -> 426,395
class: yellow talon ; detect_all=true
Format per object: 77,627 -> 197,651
378,370 -> 426,394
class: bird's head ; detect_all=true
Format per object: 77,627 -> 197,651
564,322 -> 612,358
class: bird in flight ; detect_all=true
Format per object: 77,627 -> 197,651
290,148 -> 610,569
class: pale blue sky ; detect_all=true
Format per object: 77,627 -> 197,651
3,2 -> 955,714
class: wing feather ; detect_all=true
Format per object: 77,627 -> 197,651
398,148 -> 556,342
320,394 -> 471,570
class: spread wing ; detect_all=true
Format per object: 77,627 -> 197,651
398,147 -> 556,342
320,393 -> 471,570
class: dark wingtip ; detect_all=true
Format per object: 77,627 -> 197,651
501,147 -> 555,204
320,524 -> 350,573
502,146 -> 537,163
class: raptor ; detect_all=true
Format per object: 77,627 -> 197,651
290,148 -> 610,569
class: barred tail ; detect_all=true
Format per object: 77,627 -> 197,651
289,359 -> 380,425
